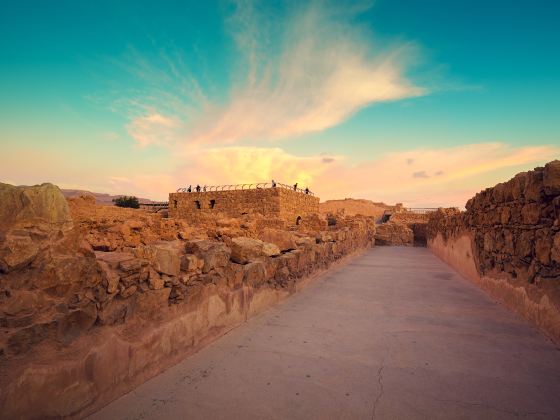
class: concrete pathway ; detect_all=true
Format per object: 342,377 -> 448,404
90,247 -> 560,420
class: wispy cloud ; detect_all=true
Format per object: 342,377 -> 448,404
122,1 -> 424,147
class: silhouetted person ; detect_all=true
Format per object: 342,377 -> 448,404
196,185 -> 201,192
293,183 -> 298,191
187,185 -> 192,193
305,187 -> 309,194
203,185 -> 207,192
271,179 -> 277,188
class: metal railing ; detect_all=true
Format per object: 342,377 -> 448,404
404,208 -> 438,214
175,182 -> 315,196
139,202 -> 169,212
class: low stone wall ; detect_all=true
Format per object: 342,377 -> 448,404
427,161 -> 560,344
0,184 -> 374,419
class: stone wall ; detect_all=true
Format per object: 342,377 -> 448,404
374,211 -> 430,246
0,185 -> 374,419
169,187 -> 320,226
427,160 -> 560,344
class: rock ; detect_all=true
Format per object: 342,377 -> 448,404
552,232 -> 560,264
0,182 -> 73,234
3,291 -> 41,316
535,229 -> 551,265
294,236 -> 316,247
259,228 -> 297,251
6,322 -> 55,355
98,260 -> 120,294
543,160 -> 560,195
524,169 -> 544,202
148,268 -> 164,290
262,242 -> 281,257
181,254 -> 204,272
0,234 -> 39,272
119,258 -> 143,272
97,299 -> 130,326
144,243 -> 181,276
521,203 -> 540,225
230,237 -> 280,264
185,240 -> 231,273
120,285 -> 137,298
243,261 -> 267,287
56,303 -> 97,345
136,288 -> 170,318
375,222 -> 413,246
95,251 -> 135,269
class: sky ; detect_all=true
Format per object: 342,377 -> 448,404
1,0 -> 559,207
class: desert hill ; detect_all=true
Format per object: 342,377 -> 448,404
61,189 -> 157,205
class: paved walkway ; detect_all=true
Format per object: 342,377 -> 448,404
90,247 -> 560,420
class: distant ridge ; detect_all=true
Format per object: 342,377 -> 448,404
61,189 -> 157,206
319,198 -> 398,219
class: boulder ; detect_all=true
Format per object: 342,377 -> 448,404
543,160 -> 560,196
230,237 -> 280,264
185,240 -> 231,273
145,243 -> 181,276
259,228 -> 297,251
0,182 -> 73,234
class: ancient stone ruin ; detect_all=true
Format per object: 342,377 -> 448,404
0,181 -> 374,418
169,183 -> 320,227
427,160 -> 560,344
1,162 -> 559,419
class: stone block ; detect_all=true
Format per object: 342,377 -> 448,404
185,239 -> 231,273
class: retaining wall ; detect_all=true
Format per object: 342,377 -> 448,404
427,161 -> 560,344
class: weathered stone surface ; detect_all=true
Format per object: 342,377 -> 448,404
119,258 -> 143,272
230,237 -> 280,264
148,268 -> 164,290
375,222 -> 413,246
0,180 -> 380,419
185,240 -> 232,273
181,254 -> 204,272
0,182 -> 73,233
543,160 -> 560,196
144,243 -> 181,276
56,303 -> 97,344
0,234 -> 39,272
427,160 -> 560,345
97,298 -> 130,326
136,288 -> 170,317
2,291 -> 41,316
243,261 -> 267,287
95,251 -> 135,269
552,231 -> 560,264
259,228 -> 297,251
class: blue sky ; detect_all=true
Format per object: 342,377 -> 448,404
1,0 -> 559,205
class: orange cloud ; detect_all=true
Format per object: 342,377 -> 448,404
104,142 -> 559,207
